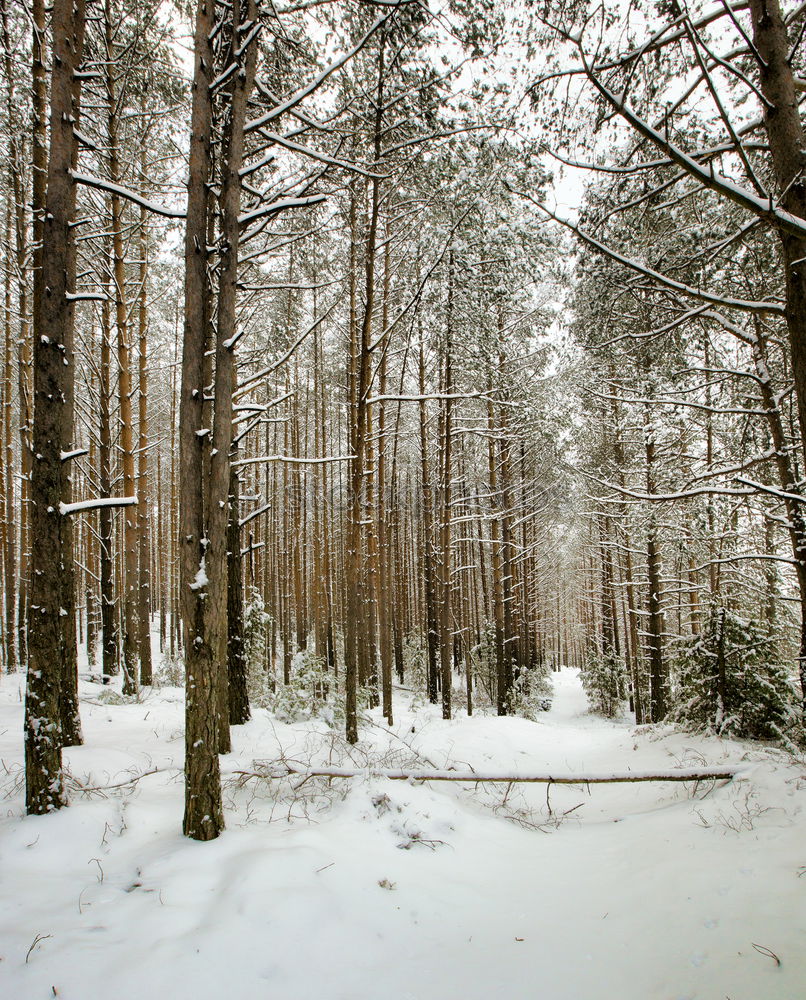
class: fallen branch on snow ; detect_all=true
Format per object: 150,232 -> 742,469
241,762 -> 743,785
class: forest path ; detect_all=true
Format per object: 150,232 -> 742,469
396,667 -> 645,781
1,668 -> 804,1000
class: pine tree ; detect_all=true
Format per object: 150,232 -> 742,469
672,605 -> 796,740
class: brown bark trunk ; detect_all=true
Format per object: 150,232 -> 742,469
748,0 -> 806,713
438,252 -> 455,720
228,457 -> 249,724
181,0 -> 223,840
643,404 -> 667,721
104,0 -> 139,695
211,0 -> 258,742
418,333 -> 439,703
137,170 -> 153,685
25,0 -> 86,814
99,269 -> 119,682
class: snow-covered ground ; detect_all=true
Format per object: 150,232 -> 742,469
1,665 -> 804,1000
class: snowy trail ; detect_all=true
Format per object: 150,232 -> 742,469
0,667 -> 804,1000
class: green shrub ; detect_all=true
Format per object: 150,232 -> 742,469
270,649 -> 332,722
581,646 -> 628,717
508,665 -> 553,719
671,606 -> 796,740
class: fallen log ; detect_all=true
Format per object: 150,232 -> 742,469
241,761 -> 743,785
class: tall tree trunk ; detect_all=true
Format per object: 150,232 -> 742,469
99,271 -> 119,682
137,178 -> 153,685
751,322 -> 806,712
181,0 -> 223,841
748,0 -> 806,713
438,251 -> 454,720
418,332 -> 439,703
104,0 -> 139,695
487,396 -> 508,714
25,0 -> 86,814
209,0 -> 258,750
228,458 -> 249,725
1,208 -> 15,673
643,403 -> 667,721
0,0 -> 25,673
376,306 -> 394,724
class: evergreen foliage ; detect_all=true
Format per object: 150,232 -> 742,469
581,646 -> 628,718
243,589 -> 271,677
671,606 -> 797,740
471,622 -> 553,717
270,650 -> 332,724
508,665 -> 553,720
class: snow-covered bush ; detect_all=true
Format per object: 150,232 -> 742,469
670,606 -> 796,740
244,588 -> 271,671
243,588 -> 273,703
468,622 -> 552,718
402,637 -> 428,709
154,652 -> 184,688
581,646 -> 628,718
270,650 -> 333,723
508,665 -> 553,720
471,621 -> 498,707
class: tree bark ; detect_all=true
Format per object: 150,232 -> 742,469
25,0 -> 86,814
212,0 -> 258,740
643,403 -> 667,721
181,0 -> 223,841
137,166 -> 153,685
99,270 -> 119,682
748,0 -> 806,711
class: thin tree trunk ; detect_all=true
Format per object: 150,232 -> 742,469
228,458 -> 249,724
214,0 -> 257,734
104,0 -> 139,695
418,332 -> 439,703
438,251 -> 454,720
643,403 -> 667,721
99,267 -> 118,681
137,166 -> 153,685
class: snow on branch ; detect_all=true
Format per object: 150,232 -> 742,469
232,455 -> 355,467
239,501 -> 271,528
253,130 -> 387,180
234,306 -> 337,395
71,172 -> 185,219
574,57 -> 806,242
59,496 -> 138,515
245,13 -> 392,135
512,190 -> 786,316
244,761 -> 744,785
735,476 -> 806,506
586,385 -> 769,416
238,193 -> 326,226
209,62 -> 238,94
590,475 -> 755,503
367,391 -> 490,404
534,4 -> 754,97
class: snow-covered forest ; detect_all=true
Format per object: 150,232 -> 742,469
1,0 -> 805,996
